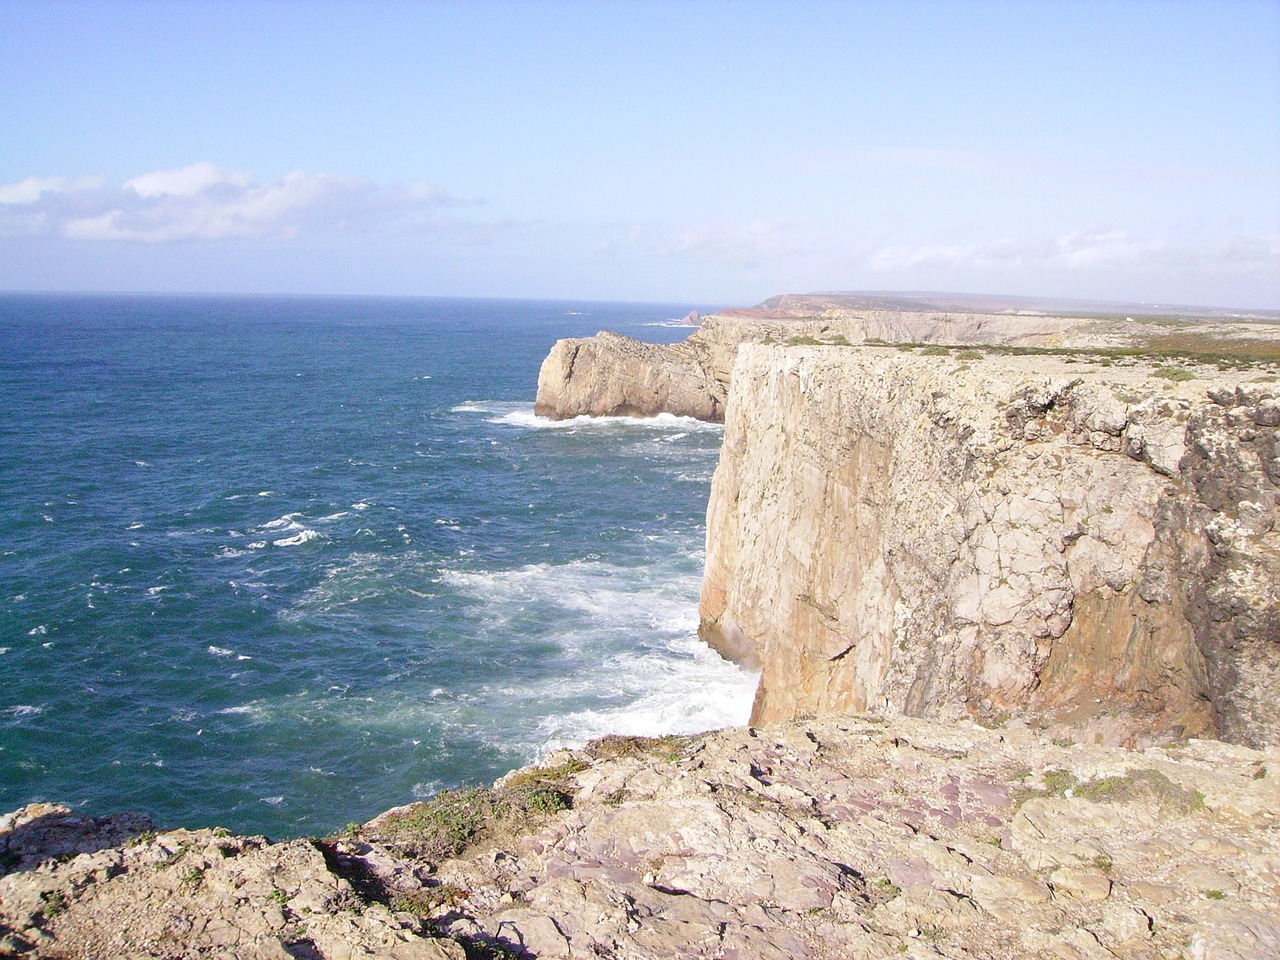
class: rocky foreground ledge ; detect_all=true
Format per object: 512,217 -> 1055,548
3,716 -> 1277,959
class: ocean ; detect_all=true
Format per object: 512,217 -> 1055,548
0,294 -> 756,838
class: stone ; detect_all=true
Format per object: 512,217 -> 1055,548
1050,866 -> 1112,902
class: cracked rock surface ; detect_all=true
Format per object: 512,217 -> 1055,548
701,346 -> 1280,748
4,716 -> 1276,959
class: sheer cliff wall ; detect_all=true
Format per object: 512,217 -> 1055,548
699,345 -> 1280,748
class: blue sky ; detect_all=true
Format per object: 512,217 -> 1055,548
1,0 -> 1277,308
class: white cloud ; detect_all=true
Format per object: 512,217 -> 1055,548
865,230 -> 1280,278
0,175 -> 103,204
123,162 -> 253,198
0,165 -> 480,243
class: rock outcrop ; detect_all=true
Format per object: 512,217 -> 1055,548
4,717 -> 1277,959
534,330 -> 729,421
700,344 -> 1280,748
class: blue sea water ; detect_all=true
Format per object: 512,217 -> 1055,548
0,294 -> 756,838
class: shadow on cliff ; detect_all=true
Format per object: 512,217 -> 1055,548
0,807 -> 154,876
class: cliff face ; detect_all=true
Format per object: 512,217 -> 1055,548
533,330 -> 729,421
700,345 -> 1280,748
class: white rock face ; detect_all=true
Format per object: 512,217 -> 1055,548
700,345 -> 1280,748
534,329 -> 728,421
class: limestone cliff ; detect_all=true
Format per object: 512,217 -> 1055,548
533,329 -> 729,421
700,344 -> 1280,748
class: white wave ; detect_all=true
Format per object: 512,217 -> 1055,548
450,402 -> 488,413
208,645 -> 234,657
134,460 -> 151,467
27,625 -> 46,636
261,513 -> 304,530
537,640 -> 757,750
260,796 -> 284,806
487,405 -> 722,433
4,705 -> 43,717
317,511 -> 349,522
147,586 -> 171,596
412,780 -> 444,799
217,704 -> 264,717
352,502 -> 370,511
257,491 -> 274,497
273,529 -> 321,547
0,647 -> 9,655
642,320 -> 699,328
127,521 -> 144,530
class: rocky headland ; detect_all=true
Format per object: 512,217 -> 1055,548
3,717 -> 1277,959
4,292 -> 1279,958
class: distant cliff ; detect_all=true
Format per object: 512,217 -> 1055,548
699,344 -> 1280,748
534,304 -> 1095,423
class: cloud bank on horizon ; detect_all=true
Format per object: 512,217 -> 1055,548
1,1 -> 1276,308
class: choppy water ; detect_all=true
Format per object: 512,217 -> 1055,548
0,294 -> 755,837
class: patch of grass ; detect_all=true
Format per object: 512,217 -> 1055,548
1043,769 -> 1079,794
1013,768 -> 1078,809
390,883 -> 471,916
868,336 -> 1280,370
377,788 -> 499,861
1072,768 -> 1205,813
1152,366 -> 1195,382
1207,889 -> 1225,900
788,335 -> 823,346
586,733 -> 698,763
373,757 -> 589,865
955,349 -> 984,361
40,890 -> 68,919
155,840 -> 193,869
920,344 -> 950,356
269,887 -> 289,905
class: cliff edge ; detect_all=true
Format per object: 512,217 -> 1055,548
700,344 -> 1280,748
4,716 -> 1277,959
533,293 -> 1280,424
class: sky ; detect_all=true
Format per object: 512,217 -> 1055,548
1,0 -> 1278,309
